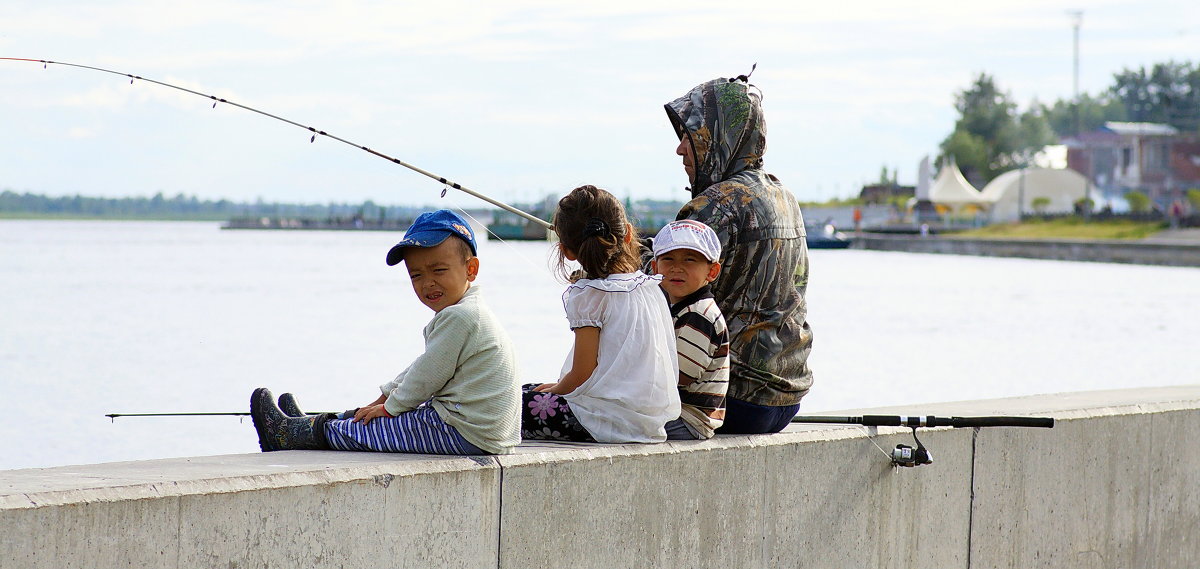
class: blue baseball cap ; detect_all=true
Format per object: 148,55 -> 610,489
385,209 -> 478,266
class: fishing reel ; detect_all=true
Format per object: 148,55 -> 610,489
791,413 -> 1054,468
890,427 -> 933,467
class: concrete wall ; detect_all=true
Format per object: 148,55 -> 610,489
3,385 -> 1198,569
853,233 -> 1200,267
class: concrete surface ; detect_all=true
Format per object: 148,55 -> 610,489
1142,227 -> 1200,244
2,385 -> 1198,569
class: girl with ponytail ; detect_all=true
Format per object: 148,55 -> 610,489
521,185 -> 681,443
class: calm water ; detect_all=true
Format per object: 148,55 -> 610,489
2,220 -> 1197,470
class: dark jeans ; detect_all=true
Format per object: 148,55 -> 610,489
714,397 -> 800,434
664,417 -> 698,440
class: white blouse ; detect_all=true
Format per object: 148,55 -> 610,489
560,272 -> 681,443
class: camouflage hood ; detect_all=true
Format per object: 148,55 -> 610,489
664,76 -> 767,196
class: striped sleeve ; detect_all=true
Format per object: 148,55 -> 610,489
675,311 -> 719,385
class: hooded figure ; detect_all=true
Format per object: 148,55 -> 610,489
664,75 -> 814,431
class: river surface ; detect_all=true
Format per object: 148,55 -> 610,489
2,220 -> 1196,470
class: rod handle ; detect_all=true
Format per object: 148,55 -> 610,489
858,415 -> 1055,428
939,416 -> 1055,428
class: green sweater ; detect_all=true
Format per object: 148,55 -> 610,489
380,286 -> 521,454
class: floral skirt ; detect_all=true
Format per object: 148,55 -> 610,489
520,384 -> 595,442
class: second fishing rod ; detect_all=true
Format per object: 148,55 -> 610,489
0,57 -> 552,229
791,413 -> 1055,467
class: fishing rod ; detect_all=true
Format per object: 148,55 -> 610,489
1,57 -> 552,230
105,411 -> 337,422
105,412 -> 254,424
106,412 -> 252,420
791,414 -> 1055,467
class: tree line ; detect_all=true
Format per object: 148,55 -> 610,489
0,190 -> 427,221
939,60 -> 1200,186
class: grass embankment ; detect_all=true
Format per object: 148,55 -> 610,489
957,217 -> 1166,240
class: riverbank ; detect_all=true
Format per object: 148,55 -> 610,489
955,217 -> 1167,240
853,229 -> 1200,267
3,386 -> 1197,569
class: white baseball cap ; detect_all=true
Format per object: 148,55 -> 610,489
652,219 -> 721,262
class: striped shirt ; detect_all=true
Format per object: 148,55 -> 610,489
669,285 -> 729,439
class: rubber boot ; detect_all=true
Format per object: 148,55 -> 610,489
251,388 -> 334,451
278,392 -> 305,417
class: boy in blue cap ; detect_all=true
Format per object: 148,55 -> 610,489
250,209 -> 521,455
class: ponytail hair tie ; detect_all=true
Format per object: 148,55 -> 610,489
582,217 -> 610,239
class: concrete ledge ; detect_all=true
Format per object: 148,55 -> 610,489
854,233 -> 1200,267
3,385 -> 1198,568
2,453 -> 503,568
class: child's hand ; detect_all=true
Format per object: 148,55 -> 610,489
353,404 -> 392,425
535,382 -> 576,395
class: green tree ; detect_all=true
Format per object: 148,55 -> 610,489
1186,188 -> 1200,210
1042,93 -> 1127,137
1112,61 -> 1200,133
1031,197 -> 1051,213
938,74 -> 1056,185
1125,191 -> 1151,213
940,128 -> 988,179
1014,104 -> 1058,165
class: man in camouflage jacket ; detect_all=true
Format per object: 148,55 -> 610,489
664,74 -> 814,433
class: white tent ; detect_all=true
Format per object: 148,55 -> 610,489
928,159 -> 986,213
980,168 -> 1093,222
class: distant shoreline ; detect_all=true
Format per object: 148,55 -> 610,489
0,213 -> 229,222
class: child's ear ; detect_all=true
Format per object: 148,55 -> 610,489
650,260 -> 659,275
706,261 -> 721,282
559,242 -> 578,261
466,257 -> 480,281
623,223 -> 635,244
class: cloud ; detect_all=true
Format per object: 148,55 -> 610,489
66,126 -> 96,139
4,0 -> 1198,203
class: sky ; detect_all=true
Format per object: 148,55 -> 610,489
1,0 -> 1197,207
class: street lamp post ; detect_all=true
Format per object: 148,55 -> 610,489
1068,9 -> 1088,220
1018,165 -> 1026,222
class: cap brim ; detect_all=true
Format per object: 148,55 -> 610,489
653,244 -> 716,262
385,232 -> 453,266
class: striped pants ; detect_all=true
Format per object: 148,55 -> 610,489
324,405 -> 486,455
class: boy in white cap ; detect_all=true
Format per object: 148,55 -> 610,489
651,220 -> 730,439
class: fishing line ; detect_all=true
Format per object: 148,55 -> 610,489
860,426 -> 898,461
1,57 -> 552,230
450,204 -> 556,277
